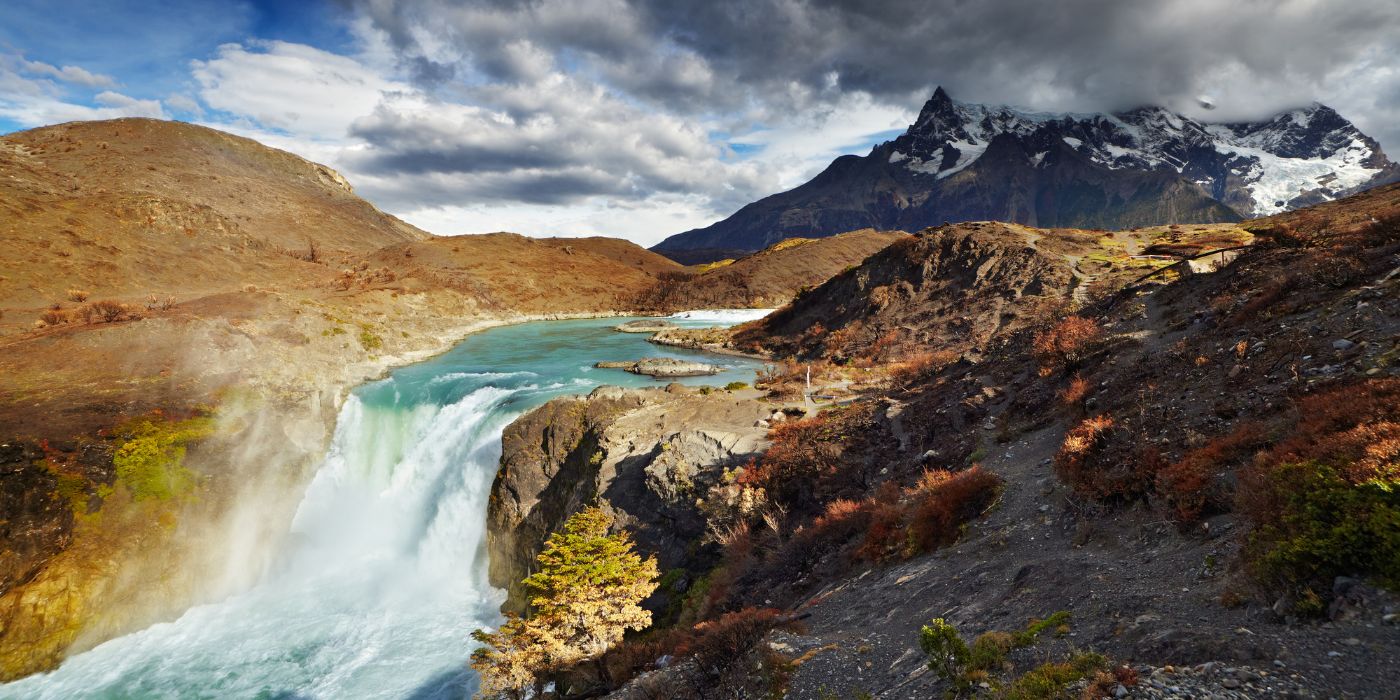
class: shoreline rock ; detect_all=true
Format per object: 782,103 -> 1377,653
614,319 -> 679,333
594,357 -> 721,377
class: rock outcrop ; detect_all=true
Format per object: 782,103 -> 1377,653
614,319 -> 679,333
487,385 -> 771,611
733,222 -> 1080,360
594,358 -> 722,377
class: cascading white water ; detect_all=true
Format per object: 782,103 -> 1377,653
1,314 -> 767,699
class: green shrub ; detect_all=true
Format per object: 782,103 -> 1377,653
968,631 -> 1013,673
919,618 -> 969,695
1012,611 -> 1071,647
1003,652 -> 1106,700
725,381 -> 750,391
358,328 -> 382,350
1246,461 -> 1400,596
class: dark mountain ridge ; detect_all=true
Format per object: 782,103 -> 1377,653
654,88 -> 1399,262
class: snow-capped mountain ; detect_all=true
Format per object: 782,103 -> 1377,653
653,88 -> 1398,263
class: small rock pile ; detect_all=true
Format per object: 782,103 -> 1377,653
1105,663 -> 1318,699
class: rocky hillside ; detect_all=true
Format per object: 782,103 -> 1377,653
492,184 -> 1400,699
731,220 -> 1251,361
638,229 -> 908,310
653,88 -> 1398,262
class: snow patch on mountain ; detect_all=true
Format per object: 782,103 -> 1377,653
890,92 -> 1393,217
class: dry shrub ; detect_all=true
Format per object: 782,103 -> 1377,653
1032,316 -> 1102,373
905,467 -> 1003,554
867,329 -> 904,362
145,294 -> 176,311
86,299 -> 127,323
1053,415 -> 1160,502
1058,374 -> 1090,413
1054,415 -> 1114,493
598,607 -> 797,693
1264,380 -> 1400,483
39,308 -> 69,326
66,288 -> 90,302
1157,422 -> 1268,523
889,349 -> 958,388
740,406 -> 867,516
713,466 -> 1002,614
1228,274 -> 1296,325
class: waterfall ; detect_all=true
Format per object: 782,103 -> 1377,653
2,315 -> 766,699
3,382 -> 517,699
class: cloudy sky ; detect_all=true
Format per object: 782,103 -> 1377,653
3,0 -> 1399,245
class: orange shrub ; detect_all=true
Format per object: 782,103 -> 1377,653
1057,374 -> 1090,412
1032,316 -> 1102,373
889,349 -> 958,389
1157,422 -> 1268,523
1264,379 -> 1400,483
1054,415 -> 1151,501
742,407 -> 868,515
39,308 -> 69,326
905,467 -> 1003,554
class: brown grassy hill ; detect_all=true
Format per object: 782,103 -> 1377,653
639,229 -> 908,310
365,233 -> 682,315
0,119 -> 427,315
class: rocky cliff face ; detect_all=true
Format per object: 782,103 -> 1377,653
653,88 -> 1399,262
488,385 -> 774,611
638,230 -> 909,306
732,222 -> 1080,360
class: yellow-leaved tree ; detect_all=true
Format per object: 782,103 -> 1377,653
471,506 -> 659,699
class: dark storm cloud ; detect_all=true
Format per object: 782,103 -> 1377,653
360,167 -> 631,208
336,0 -> 1400,211
347,0 -> 1400,118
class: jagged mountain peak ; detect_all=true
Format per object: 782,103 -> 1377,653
652,89 -> 1398,262
891,90 -> 1394,212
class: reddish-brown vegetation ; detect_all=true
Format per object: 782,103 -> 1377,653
1157,422 -> 1268,523
1052,415 -> 1118,499
600,607 -> 799,693
889,349 -> 958,389
1057,374 -> 1090,415
1032,316 -> 1102,374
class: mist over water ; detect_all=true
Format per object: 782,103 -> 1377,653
2,314 -> 766,700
